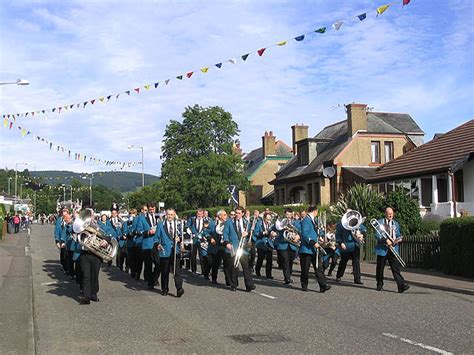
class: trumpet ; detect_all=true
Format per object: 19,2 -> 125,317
369,219 -> 406,268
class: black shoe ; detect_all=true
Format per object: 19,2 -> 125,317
80,299 -> 90,305
301,286 -> 308,292
266,276 -> 274,280
327,272 -> 333,277
226,282 -> 231,287
336,277 -> 341,282
131,273 -> 136,278
91,296 -> 100,302
147,285 -> 154,290
376,284 -> 383,291
398,284 -> 410,293
320,285 -> 331,293
211,279 -> 217,285
154,280 -> 160,286
246,285 -> 256,292
256,272 -> 261,277
204,275 -> 210,280
161,290 -> 169,296
354,281 -> 364,285
284,279 -> 293,285
230,286 -> 237,292
176,288 -> 184,298
135,275 -> 140,281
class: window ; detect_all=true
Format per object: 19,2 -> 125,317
371,141 -> 381,163
384,141 -> 394,162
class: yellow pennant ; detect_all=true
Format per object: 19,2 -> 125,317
144,85 -> 150,90
377,4 -> 390,15
3,119 -> 7,128
99,97 -> 105,102
21,128 -> 27,137
200,67 -> 209,73
64,105 -> 68,110
277,41 -> 287,46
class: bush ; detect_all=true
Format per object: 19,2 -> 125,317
440,216 -> 474,278
385,189 -> 423,235
0,204 -> 6,239
333,184 -> 385,222
420,219 -> 441,233
179,204 -> 310,219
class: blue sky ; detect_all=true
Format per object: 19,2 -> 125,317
0,0 -> 472,177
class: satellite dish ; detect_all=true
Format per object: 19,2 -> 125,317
323,166 -> 336,178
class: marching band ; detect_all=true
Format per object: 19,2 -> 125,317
53,203 -> 410,304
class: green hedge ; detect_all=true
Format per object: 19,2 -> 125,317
0,204 -> 6,240
440,216 -> 474,278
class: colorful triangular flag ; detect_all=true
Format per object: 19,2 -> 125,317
358,13 -> 367,21
165,79 -> 170,85
333,21 -> 344,31
377,4 -> 390,16
215,63 -> 222,68
176,75 -> 183,80
257,48 -> 266,56
277,41 -> 287,46
186,71 -> 193,78
134,88 -> 140,94
315,27 -> 326,33
403,0 -> 411,6
154,82 -> 159,88
228,58 -> 236,64
241,54 -> 249,61
200,67 -> 209,73
99,97 -> 105,102
294,35 -> 305,41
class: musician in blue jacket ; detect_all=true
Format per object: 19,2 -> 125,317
374,207 -> 409,293
222,207 -> 255,292
208,217 -> 227,285
156,208 -> 184,297
110,208 -> 126,272
255,212 -> 274,279
54,208 -> 69,274
299,206 -> 331,293
136,203 -> 159,290
275,208 -> 300,284
335,212 -> 366,285
123,208 -> 138,278
188,209 -> 207,275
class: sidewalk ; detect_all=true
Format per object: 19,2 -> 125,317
359,261 -> 474,296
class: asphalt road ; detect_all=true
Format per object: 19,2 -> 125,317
4,225 -> 473,354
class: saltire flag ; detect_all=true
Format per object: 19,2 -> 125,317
227,185 -> 238,205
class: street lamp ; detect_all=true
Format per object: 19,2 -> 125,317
127,145 -> 144,188
0,79 -> 30,86
7,177 -> 12,195
15,162 -> 28,202
82,175 -> 93,207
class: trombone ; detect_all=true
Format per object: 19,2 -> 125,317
233,217 -> 256,268
369,219 -> 406,268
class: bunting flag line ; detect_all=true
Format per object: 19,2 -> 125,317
1,117 -> 142,168
2,1 -> 405,121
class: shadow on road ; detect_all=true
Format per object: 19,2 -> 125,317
42,260 -> 83,303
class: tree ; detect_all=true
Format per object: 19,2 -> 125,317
158,105 -> 248,211
385,189 -> 423,235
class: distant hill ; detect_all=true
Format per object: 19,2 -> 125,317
30,170 -> 160,193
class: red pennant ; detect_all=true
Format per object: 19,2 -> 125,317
9,122 -> 13,129
91,99 -> 96,105
134,88 -> 140,94
403,0 -> 410,5
186,71 -> 194,78
257,48 -> 266,56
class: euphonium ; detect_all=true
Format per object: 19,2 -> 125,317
341,210 -> 365,245
275,218 -> 301,247
72,208 -> 118,262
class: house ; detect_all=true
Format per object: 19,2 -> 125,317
369,119 -> 474,218
239,131 -> 292,206
271,103 -> 424,205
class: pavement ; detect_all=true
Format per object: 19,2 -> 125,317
1,224 -> 473,354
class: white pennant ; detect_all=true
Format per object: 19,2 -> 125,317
333,21 -> 344,31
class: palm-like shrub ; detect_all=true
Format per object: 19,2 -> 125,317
332,184 -> 385,222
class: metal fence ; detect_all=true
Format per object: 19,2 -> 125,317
363,231 -> 441,270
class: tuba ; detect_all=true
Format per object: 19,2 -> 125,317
72,208 -> 118,262
341,210 -> 365,245
275,218 -> 301,247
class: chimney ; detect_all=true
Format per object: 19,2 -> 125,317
262,131 -> 276,157
346,103 -> 368,136
291,124 -> 308,154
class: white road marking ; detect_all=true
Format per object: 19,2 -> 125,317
259,293 -> 276,300
382,333 -> 453,355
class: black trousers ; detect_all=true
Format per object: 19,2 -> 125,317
14,224 -> 19,233
152,247 -> 161,285
60,247 -> 68,272
277,247 -> 296,282
131,247 -> 143,279
116,246 -> 127,270
127,247 -> 135,275
67,250 -> 75,277
159,253 -> 183,293
226,253 -> 254,289
75,259 -> 82,289
80,252 -> 102,301
376,251 -> 406,288
143,249 -> 155,287
256,248 -> 273,277
336,247 -> 361,282
323,248 -> 338,275
190,245 -> 198,273
248,245 -> 256,270
208,249 -> 225,283
200,253 -> 210,278
299,253 -> 328,289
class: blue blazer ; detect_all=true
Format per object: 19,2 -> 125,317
156,220 -> 181,258
335,222 -> 367,253
275,219 -> 301,252
223,218 -> 240,255
255,220 -> 274,250
54,216 -> 63,242
374,218 -> 401,256
123,217 -> 138,248
299,215 -> 320,255
135,214 -> 157,250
